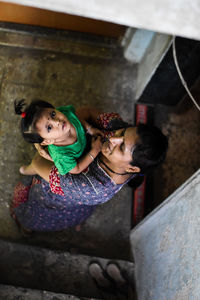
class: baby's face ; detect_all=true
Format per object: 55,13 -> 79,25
35,108 -> 72,143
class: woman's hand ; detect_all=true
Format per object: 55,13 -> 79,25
90,136 -> 103,157
81,119 -> 103,137
34,143 -> 53,161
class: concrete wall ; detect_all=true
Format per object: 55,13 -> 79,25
130,168 -> 200,299
2,0 -> 200,40
123,29 -> 172,100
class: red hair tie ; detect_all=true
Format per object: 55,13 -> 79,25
21,112 -> 26,118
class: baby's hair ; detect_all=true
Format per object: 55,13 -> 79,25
14,98 -> 54,143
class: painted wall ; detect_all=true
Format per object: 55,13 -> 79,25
131,169 -> 200,299
123,30 -> 172,100
0,2 -> 126,37
2,0 -> 200,40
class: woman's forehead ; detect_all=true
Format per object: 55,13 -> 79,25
124,127 -> 139,150
126,126 -> 138,135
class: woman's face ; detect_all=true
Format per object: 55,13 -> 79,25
101,127 -> 140,171
35,108 -> 72,143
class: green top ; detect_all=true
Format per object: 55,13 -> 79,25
48,105 -> 86,175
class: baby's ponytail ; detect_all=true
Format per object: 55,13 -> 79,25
14,98 -> 26,114
14,98 -> 54,143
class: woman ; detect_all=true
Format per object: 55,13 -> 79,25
11,108 -> 168,231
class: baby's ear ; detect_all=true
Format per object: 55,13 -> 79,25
41,139 -> 54,146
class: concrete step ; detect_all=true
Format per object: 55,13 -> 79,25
0,239 -> 135,299
0,284 -> 87,300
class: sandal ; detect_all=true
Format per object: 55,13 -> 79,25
105,262 -> 130,297
88,261 -> 116,296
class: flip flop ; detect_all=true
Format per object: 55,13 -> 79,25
88,261 -> 116,296
105,262 -> 130,297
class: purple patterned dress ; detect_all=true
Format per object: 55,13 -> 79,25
12,113 -> 135,231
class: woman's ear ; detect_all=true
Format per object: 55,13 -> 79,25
125,165 -> 141,174
41,139 -> 55,146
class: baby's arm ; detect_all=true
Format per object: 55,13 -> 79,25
69,136 -> 102,174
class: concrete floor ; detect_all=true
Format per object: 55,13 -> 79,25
0,24 -> 136,261
154,78 -> 200,208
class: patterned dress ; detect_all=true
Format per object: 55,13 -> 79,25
12,113 -> 135,231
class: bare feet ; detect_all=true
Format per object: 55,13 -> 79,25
19,165 -> 36,175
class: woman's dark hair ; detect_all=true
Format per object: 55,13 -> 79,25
105,119 -> 168,174
14,98 -> 54,143
131,123 -> 168,173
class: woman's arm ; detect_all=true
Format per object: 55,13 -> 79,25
31,153 -> 54,181
76,106 -> 102,127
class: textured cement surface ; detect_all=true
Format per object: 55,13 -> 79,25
0,239 -> 135,299
0,25 -> 136,260
0,284 -> 82,300
153,77 -> 200,207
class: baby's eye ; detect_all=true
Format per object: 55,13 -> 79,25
51,111 -> 56,118
47,125 -> 52,132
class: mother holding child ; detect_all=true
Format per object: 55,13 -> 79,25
11,99 -> 168,232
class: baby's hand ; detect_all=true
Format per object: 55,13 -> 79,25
91,136 -> 103,156
34,143 -> 53,161
88,126 -> 103,137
